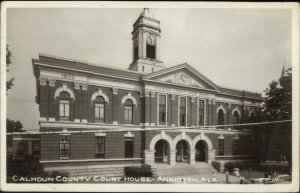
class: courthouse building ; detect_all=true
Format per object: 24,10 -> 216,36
32,9 -> 263,175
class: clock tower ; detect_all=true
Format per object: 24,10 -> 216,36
128,8 -> 165,73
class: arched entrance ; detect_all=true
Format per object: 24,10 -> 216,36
154,139 -> 170,163
195,140 -> 207,162
175,140 -> 190,163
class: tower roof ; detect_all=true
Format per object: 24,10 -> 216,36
139,8 -> 155,19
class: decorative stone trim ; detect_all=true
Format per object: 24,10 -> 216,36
234,135 -> 240,140
218,134 -> 224,139
150,91 -> 156,98
95,133 -> 106,137
60,128 -> 70,136
82,119 -> 87,123
171,94 -> 176,101
232,106 -> 241,116
82,83 -> 88,90
54,84 -> 75,99
39,78 -> 47,86
216,104 -> 227,114
191,97 -> 195,103
112,121 -> 118,125
112,88 -> 119,95
91,89 -> 110,103
124,131 -> 134,138
74,82 -> 81,90
48,79 -> 56,87
48,117 -> 55,121
144,91 -> 150,97
228,103 -> 232,108
74,119 -> 80,123
121,93 -> 137,106
39,117 -> 47,121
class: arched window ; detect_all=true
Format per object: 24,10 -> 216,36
95,96 -> 105,122
59,91 -> 70,120
124,99 -> 133,124
233,111 -> 240,124
218,109 -> 224,125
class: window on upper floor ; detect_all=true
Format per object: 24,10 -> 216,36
95,96 -> 105,123
59,91 -> 70,120
218,109 -> 224,125
124,99 -> 133,124
134,45 -> 139,60
180,97 -> 187,126
198,99 -> 205,126
233,111 -> 240,124
159,95 -> 167,125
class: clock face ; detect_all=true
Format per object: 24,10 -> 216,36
146,34 -> 156,46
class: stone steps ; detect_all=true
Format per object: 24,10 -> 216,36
152,163 -> 217,177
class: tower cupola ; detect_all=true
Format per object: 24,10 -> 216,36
128,8 -> 165,73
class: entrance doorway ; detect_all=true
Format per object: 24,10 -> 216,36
195,140 -> 207,162
176,140 -> 189,162
154,140 -> 169,163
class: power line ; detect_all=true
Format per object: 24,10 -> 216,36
6,120 -> 291,135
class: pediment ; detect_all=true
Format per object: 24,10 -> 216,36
143,64 -> 220,91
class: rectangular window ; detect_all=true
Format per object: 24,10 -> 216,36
32,141 -> 40,156
198,99 -> 205,126
146,44 -> 156,59
60,135 -> 70,160
59,100 -> 70,119
95,104 -> 105,122
124,106 -> 133,123
124,137 -> 134,158
218,139 -> 224,156
180,97 -> 187,126
95,136 -> 105,158
233,139 -> 239,155
159,95 -> 167,124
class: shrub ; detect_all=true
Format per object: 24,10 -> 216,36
124,166 -> 152,178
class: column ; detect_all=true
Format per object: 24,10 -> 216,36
171,95 -> 176,127
48,80 -> 56,121
212,99 -> 217,125
150,92 -> 157,126
191,97 -> 197,126
170,149 -> 176,166
39,78 -> 48,119
112,88 -> 119,124
190,149 -> 195,165
207,149 -> 216,164
28,140 -> 32,155
81,83 -> 88,123
144,149 -> 155,165
74,82 -> 81,122
144,91 -> 150,126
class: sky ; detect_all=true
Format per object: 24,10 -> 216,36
6,8 -> 292,131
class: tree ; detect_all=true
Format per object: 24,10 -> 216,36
6,45 -> 14,91
258,67 -> 292,167
262,67 -> 292,121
